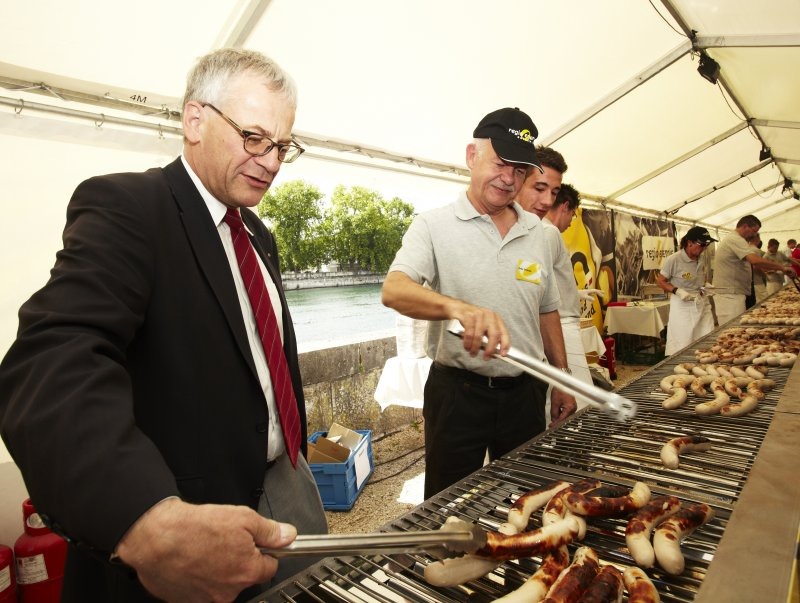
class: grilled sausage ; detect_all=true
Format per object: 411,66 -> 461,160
564,482 -> 651,518
508,480 -> 571,531
689,375 -> 715,397
575,565 -> 624,603
673,363 -> 695,375
625,496 -> 681,567
722,376 -> 751,398
662,377 -> 689,410
542,546 -> 600,603
542,479 -> 602,540
694,378 -> 730,415
474,517 -> 581,561
424,520 -> 518,586
622,566 -> 660,603
653,503 -> 715,575
659,435 -> 712,470
746,378 -> 775,400
493,546 -> 570,603
719,393 -> 759,417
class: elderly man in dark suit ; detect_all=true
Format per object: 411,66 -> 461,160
0,48 -> 326,602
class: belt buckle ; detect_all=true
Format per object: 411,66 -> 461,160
487,375 -> 497,389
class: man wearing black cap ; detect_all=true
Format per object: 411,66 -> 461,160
382,108 -> 576,498
656,226 -> 717,355
712,215 -> 794,325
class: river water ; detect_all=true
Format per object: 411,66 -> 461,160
285,283 -> 398,351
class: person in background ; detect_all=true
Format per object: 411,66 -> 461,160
382,107 -> 576,499
749,235 -> 766,307
656,227 -> 716,355
763,238 -> 798,295
518,145 -> 568,220
0,48 -> 327,602
537,183 -> 598,418
784,238 -> 797,260
790,238 -> 800,277
712,215 -> 793,325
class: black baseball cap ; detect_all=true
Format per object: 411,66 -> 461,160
473,107 -> 543,172
686,226 -> 717,245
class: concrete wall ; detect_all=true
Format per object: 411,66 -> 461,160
281,271 -> 384,291
0,335 -> 418,547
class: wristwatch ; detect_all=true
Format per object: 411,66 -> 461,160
560,367 -> 572,375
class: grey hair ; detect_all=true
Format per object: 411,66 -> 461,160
472,138 -> 492,158
182,48 -> 298,109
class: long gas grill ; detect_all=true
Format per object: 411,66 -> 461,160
251,319 -> 800,603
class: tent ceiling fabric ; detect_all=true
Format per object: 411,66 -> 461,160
1,0 -> 799,235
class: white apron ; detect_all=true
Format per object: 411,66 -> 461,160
544,319 -> 593,425
665,294 -> 715,356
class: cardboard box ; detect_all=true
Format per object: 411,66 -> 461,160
307,428 -> 374,510
306,422 -> 363,464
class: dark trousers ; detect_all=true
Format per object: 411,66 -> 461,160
422,362 -> 547,499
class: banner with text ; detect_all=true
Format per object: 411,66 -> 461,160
641,236 -> 675,270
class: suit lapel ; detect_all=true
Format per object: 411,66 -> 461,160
162,159 -> 259,378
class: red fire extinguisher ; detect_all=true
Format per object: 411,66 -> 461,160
14,499 -> 67,603
0,544 -> 16,603
600,336 -> 617,380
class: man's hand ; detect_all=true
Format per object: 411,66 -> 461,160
451,302 -> 510,359
549,389 -> 577,426
116,498 -> 296,602
674,288 -> 694,301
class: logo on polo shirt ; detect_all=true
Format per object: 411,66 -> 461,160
516,260 -> 542,284
681,271 -> 694,279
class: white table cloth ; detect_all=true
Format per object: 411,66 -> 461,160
374,356 -> 432,411
604,301 -> 670,338
580,324 -> 606,355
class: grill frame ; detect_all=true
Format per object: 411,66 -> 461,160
250,318 -> 800,603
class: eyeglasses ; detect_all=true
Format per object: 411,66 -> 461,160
203,103 -> 305,163
694,241 -> 710,247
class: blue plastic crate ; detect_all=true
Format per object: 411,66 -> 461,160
308,430 -> 374,510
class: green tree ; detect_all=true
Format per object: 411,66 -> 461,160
257,180 -> 326,271
321,185 -> 415,272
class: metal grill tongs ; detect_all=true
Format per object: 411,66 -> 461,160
447,322 -> 636,421
260,523 -> 487,558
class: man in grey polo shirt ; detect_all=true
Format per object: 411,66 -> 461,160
382,107 -> 576,498
712,215 -> 792,324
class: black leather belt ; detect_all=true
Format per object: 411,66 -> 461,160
432,361 -> 529,389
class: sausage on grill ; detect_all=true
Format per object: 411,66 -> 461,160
474,517 -> 581,561
564,482 -> 651,518
623,566 -> 660,603
653,503 -> 715,575
492,546 -> 570,603
508,480 -> 571,531
424,520 -> 518,586
575,565 -> 624,603
625,496 -> 682,568
660,435 -> 712,470
542,546 -> 600,603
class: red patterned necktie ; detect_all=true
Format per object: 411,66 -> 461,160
224,208 -> 301,467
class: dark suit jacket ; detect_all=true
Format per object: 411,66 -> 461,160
0,158 -> 308,601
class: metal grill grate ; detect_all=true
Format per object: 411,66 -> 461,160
251,324 -> 791,603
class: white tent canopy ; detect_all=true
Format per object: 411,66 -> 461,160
1,0 -> 800,357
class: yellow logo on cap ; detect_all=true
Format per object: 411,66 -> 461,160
520,129 -> 532,142
516,260 -> 542,284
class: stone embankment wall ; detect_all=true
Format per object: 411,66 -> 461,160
282,271 -> 384,291
298,336 -> 420,436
